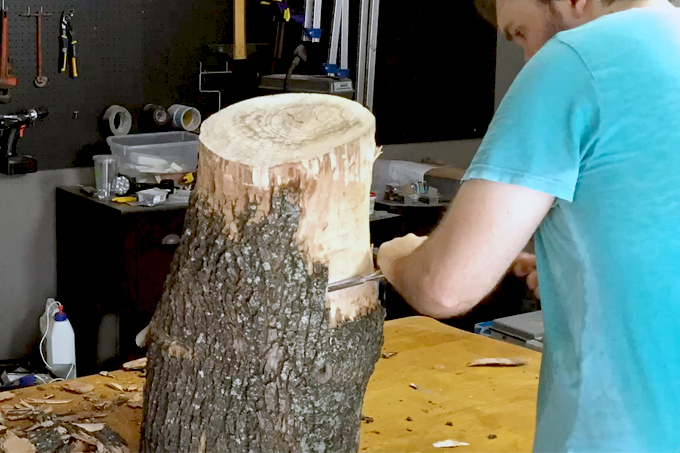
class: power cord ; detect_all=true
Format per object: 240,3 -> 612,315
284,44 -> 308,93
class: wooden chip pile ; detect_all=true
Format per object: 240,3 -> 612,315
0,392 -> 133,453
1,419 -> 130,453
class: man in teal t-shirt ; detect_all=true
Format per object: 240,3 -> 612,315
377,0 -> 680,451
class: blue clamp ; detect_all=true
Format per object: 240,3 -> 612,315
304,28 -> 322,39
323,64 -> 350,79
336,69 -> 351,79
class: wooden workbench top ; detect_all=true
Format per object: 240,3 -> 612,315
1,317 -> 540,452
360,317 -> 540,452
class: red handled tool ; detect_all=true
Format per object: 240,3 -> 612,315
0,0 -> 17,102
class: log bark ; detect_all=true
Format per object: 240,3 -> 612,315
142,94 -> 384,453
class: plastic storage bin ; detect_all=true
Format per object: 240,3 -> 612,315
106,132 -> 200,179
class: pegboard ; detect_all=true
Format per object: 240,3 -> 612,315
0,0 -> 232,170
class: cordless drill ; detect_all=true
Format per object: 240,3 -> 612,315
0,108 -> 48,175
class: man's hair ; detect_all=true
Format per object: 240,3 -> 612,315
474,0 -> 630,27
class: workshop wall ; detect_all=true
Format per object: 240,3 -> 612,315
0,168 -> 93,360
0,0 -> 237,361
381,33 -> 525,167
0,0 -> 232,170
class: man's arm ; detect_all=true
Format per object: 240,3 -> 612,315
378,179 -> 554,319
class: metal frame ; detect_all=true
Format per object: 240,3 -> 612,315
340,0 -> 349,70
365,0 -> 380,111
305,0 -> 380,108
329,0 -> 342,65
304,0 -> 314,41
312,0 -> 323,43
356,0 -> 370,104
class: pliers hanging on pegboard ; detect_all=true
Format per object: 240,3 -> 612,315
59,10 -> 77,78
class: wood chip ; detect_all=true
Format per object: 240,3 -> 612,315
94,402 -> 113,411
124,385 -> 139,392
409,383 -> 419,390
0,392 -> 15,403
63,382 -> 95,394
74,423 -> 105,433
18,401 -> 35,410
70,440 -> 88,452
381,352 -> 398,359
106,383 -> 124,392
25,399 -> 72,405
0,425 -> 6,434
122,358 -> 147,371
99,371 -> 115,378
2,431 -> 36,453
126,393 -> 143,409
433,439 -> 470,448
468,357 -> 526,367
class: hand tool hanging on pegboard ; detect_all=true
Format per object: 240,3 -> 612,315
59,9 -> 77,78
21,7 -> 52,88
0,0 -> 17,102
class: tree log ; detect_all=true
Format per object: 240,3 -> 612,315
142,94 -> 384,452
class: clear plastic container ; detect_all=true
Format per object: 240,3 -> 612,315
93,155 -> 119,200
106,132 -> 200,179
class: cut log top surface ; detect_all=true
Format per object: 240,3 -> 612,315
199,93 -> 376,168
1,318 -> 541,452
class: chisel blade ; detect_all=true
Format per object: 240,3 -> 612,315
327,270 -> 385,292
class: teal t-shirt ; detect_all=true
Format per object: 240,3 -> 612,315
463,8 -> 680,452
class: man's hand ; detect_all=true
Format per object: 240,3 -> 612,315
511,252 -> 540,299
377,233 -> 428,283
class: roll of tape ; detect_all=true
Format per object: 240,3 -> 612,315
142,103 -> 170,128
168,104 -> 202,132
102,105 -> 133,136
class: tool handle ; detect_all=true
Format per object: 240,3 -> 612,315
69,31 -> 78,78
5,126 -> 20,157
59,34 -> 68,73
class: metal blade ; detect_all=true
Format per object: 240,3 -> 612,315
327,270 -> 385,292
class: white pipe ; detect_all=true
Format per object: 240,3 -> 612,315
340,0 -> 349,70
366,0 -> 381,111
329,0 -> 342,65
313,0 -> 322,42
356,0 -> 370,104
304,0 -> 314,41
